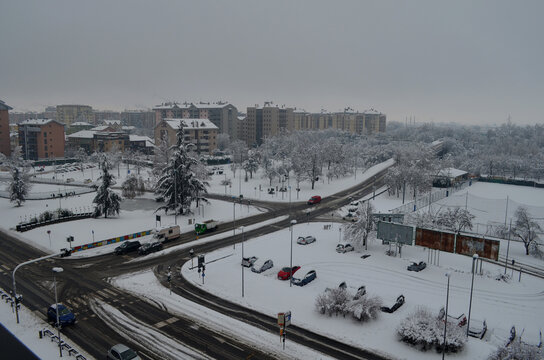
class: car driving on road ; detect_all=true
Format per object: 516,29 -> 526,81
47,304 -> 76,327
307,195 -> 322,205
114,240 -> 141,255
138,241 -> 163,256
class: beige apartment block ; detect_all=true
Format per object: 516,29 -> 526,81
0,99 -> 12,157
154,118 -> 218,155
56,105 -> 94,127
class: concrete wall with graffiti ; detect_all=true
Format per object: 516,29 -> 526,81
72,230 -> 152,252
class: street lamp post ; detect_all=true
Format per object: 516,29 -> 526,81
288,185 -> 292,218
52,267 -> 64,358
467,254 -> 479,337
232,196 -> 236,249
174,167 -> 178,225
289,220 -> 297,287
241,226 -> 245,297
442,272 -> 451,359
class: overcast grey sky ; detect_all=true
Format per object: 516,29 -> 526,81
1,0 -> 543,125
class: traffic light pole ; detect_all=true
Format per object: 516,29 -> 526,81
12,251 -> 64,323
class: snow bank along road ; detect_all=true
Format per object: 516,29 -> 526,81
0,167 -> 392,359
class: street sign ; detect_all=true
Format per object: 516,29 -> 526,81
277,312 -> 285,326
284,311 -> 291,326
278,311 -> 291,327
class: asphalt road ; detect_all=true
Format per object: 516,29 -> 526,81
0,168 -> 397,359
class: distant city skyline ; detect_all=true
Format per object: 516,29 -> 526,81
1,0 -> 543,125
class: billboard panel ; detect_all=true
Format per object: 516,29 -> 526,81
415,228 -> 455,252
377,222 -> 414,245
456,234 -> 500,261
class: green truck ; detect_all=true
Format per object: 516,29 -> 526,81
195,219 -> 218,235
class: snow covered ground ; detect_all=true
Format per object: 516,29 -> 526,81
0,289 -> 94,360
181,220 -> 543,360
0,182 -> 264,256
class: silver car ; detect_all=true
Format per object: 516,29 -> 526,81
336,243 -> 354,253
251,259 -> 273,273
297,236 -> 316,245
107,344 -> 141,360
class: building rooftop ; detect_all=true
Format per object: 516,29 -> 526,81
18,119 -> 64,126
129,135 -> 154,147
67,130 -> 96,139
162,118 -> 218,130
103,120 -> 121,125
71,121 -> 93,127
0,99 -> 13,111
363,108 -> 383,115
438,168 -> 468,178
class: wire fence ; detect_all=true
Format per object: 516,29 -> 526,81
0,187 -> 95,200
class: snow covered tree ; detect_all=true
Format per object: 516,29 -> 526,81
7,147 -> 31,207
511,207 -> 542,256
315,287 -> 351,317
155,123 -> 209,215
216,133 -> 230,152
397,307 -> 466,352
348,295 -> 382,322
436,208 -> 474,233
153,136 -> 170,177
122,174 -> 145,199
74,147 -> 88,176
8,167 -> 30,206
343,202 -> 376,250
93,159 -> 122,218
488,339 -> 543,360
243,151 -> 259,179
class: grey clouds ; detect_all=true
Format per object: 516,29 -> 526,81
1,0 -> 543,125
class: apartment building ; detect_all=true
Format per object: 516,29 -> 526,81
18,119 -> 65,160
121,110 -> 155,129
245,103 -> 293,146
56,105 -> 94,127
154,118 -> 218,155
0,99 -> 12,157
153,102 -> 238,138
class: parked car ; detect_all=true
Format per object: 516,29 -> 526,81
138,241 -> 163,255
381,295 -> 405,313
277,266 -> 300,280
114,241 -> 142,255
350,201 -> 360,207
343,213 -> 358,222
468,319 -> 487,339
348,207 -> 358,213
66,178 -> 75,183
296,236 -> 316,245
407,261 -> 427,272
336,243 -> 354,253
107,344 -> 141,360
251,259 -> 274,273
47,303 -> 76,327
292,270 -> 317,286
307,195 -> 322,205
241,256 -> 258,267
354,285 -> 367,299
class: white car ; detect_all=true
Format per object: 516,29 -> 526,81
336,243 -> 354,253
297,236 -> 316,245
251,259 -> 273,273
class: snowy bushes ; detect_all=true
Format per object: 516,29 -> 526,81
397,307 -> 466,353
122,175 -> 145,199
315,287 -> 382,322
488,340 -> 543,360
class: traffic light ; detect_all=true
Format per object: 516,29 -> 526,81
167,272 -> 172,282
198,254 -> 205,268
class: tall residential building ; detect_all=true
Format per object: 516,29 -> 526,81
153,102 -> 238,138
154,118 -> 218,155
18,119 -> 65,160
0,99 -> 12,156
245,103 -> 293,146
56,105 -> 94,127
121,110 -> 155,129
94,110 -> 121,124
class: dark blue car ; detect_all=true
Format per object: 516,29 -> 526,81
47,303 -> 76,326
292,270 -> 317,286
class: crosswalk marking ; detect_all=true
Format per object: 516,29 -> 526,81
102,288 -> 118,297
0,264 -> 10,272
154,316 -> 178,329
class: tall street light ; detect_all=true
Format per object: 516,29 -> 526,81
241,226 -> 245,297
174,167 -> 178,225
232,196 -> 236,249
289,220 -> 297,287
52,267 -> 64,358
442,272 -> 451,360
467,254 -> 479,337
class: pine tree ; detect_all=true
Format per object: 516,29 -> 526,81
93,159 -> 121,218
9,167 -> 30,206
155,123 -> 209,216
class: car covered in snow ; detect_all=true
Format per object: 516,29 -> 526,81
342,213 -> 358,222
296,236 -> 316,245
468,319 -> 487,339
407,261 -> 427,272
292,270 -> 317,286
381,295 -> 405,313
251,259 -> 273,273
277,266 -> 300,280
336,243 -> 354,253
241,256 -> 258,267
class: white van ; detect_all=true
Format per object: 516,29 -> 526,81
153,225 -> 180,242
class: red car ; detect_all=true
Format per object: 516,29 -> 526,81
277,266 -> 301,280
307,195 -> 322,205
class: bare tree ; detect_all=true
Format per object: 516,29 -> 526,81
511,207 -> 542,256
436,208 -> 474,233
